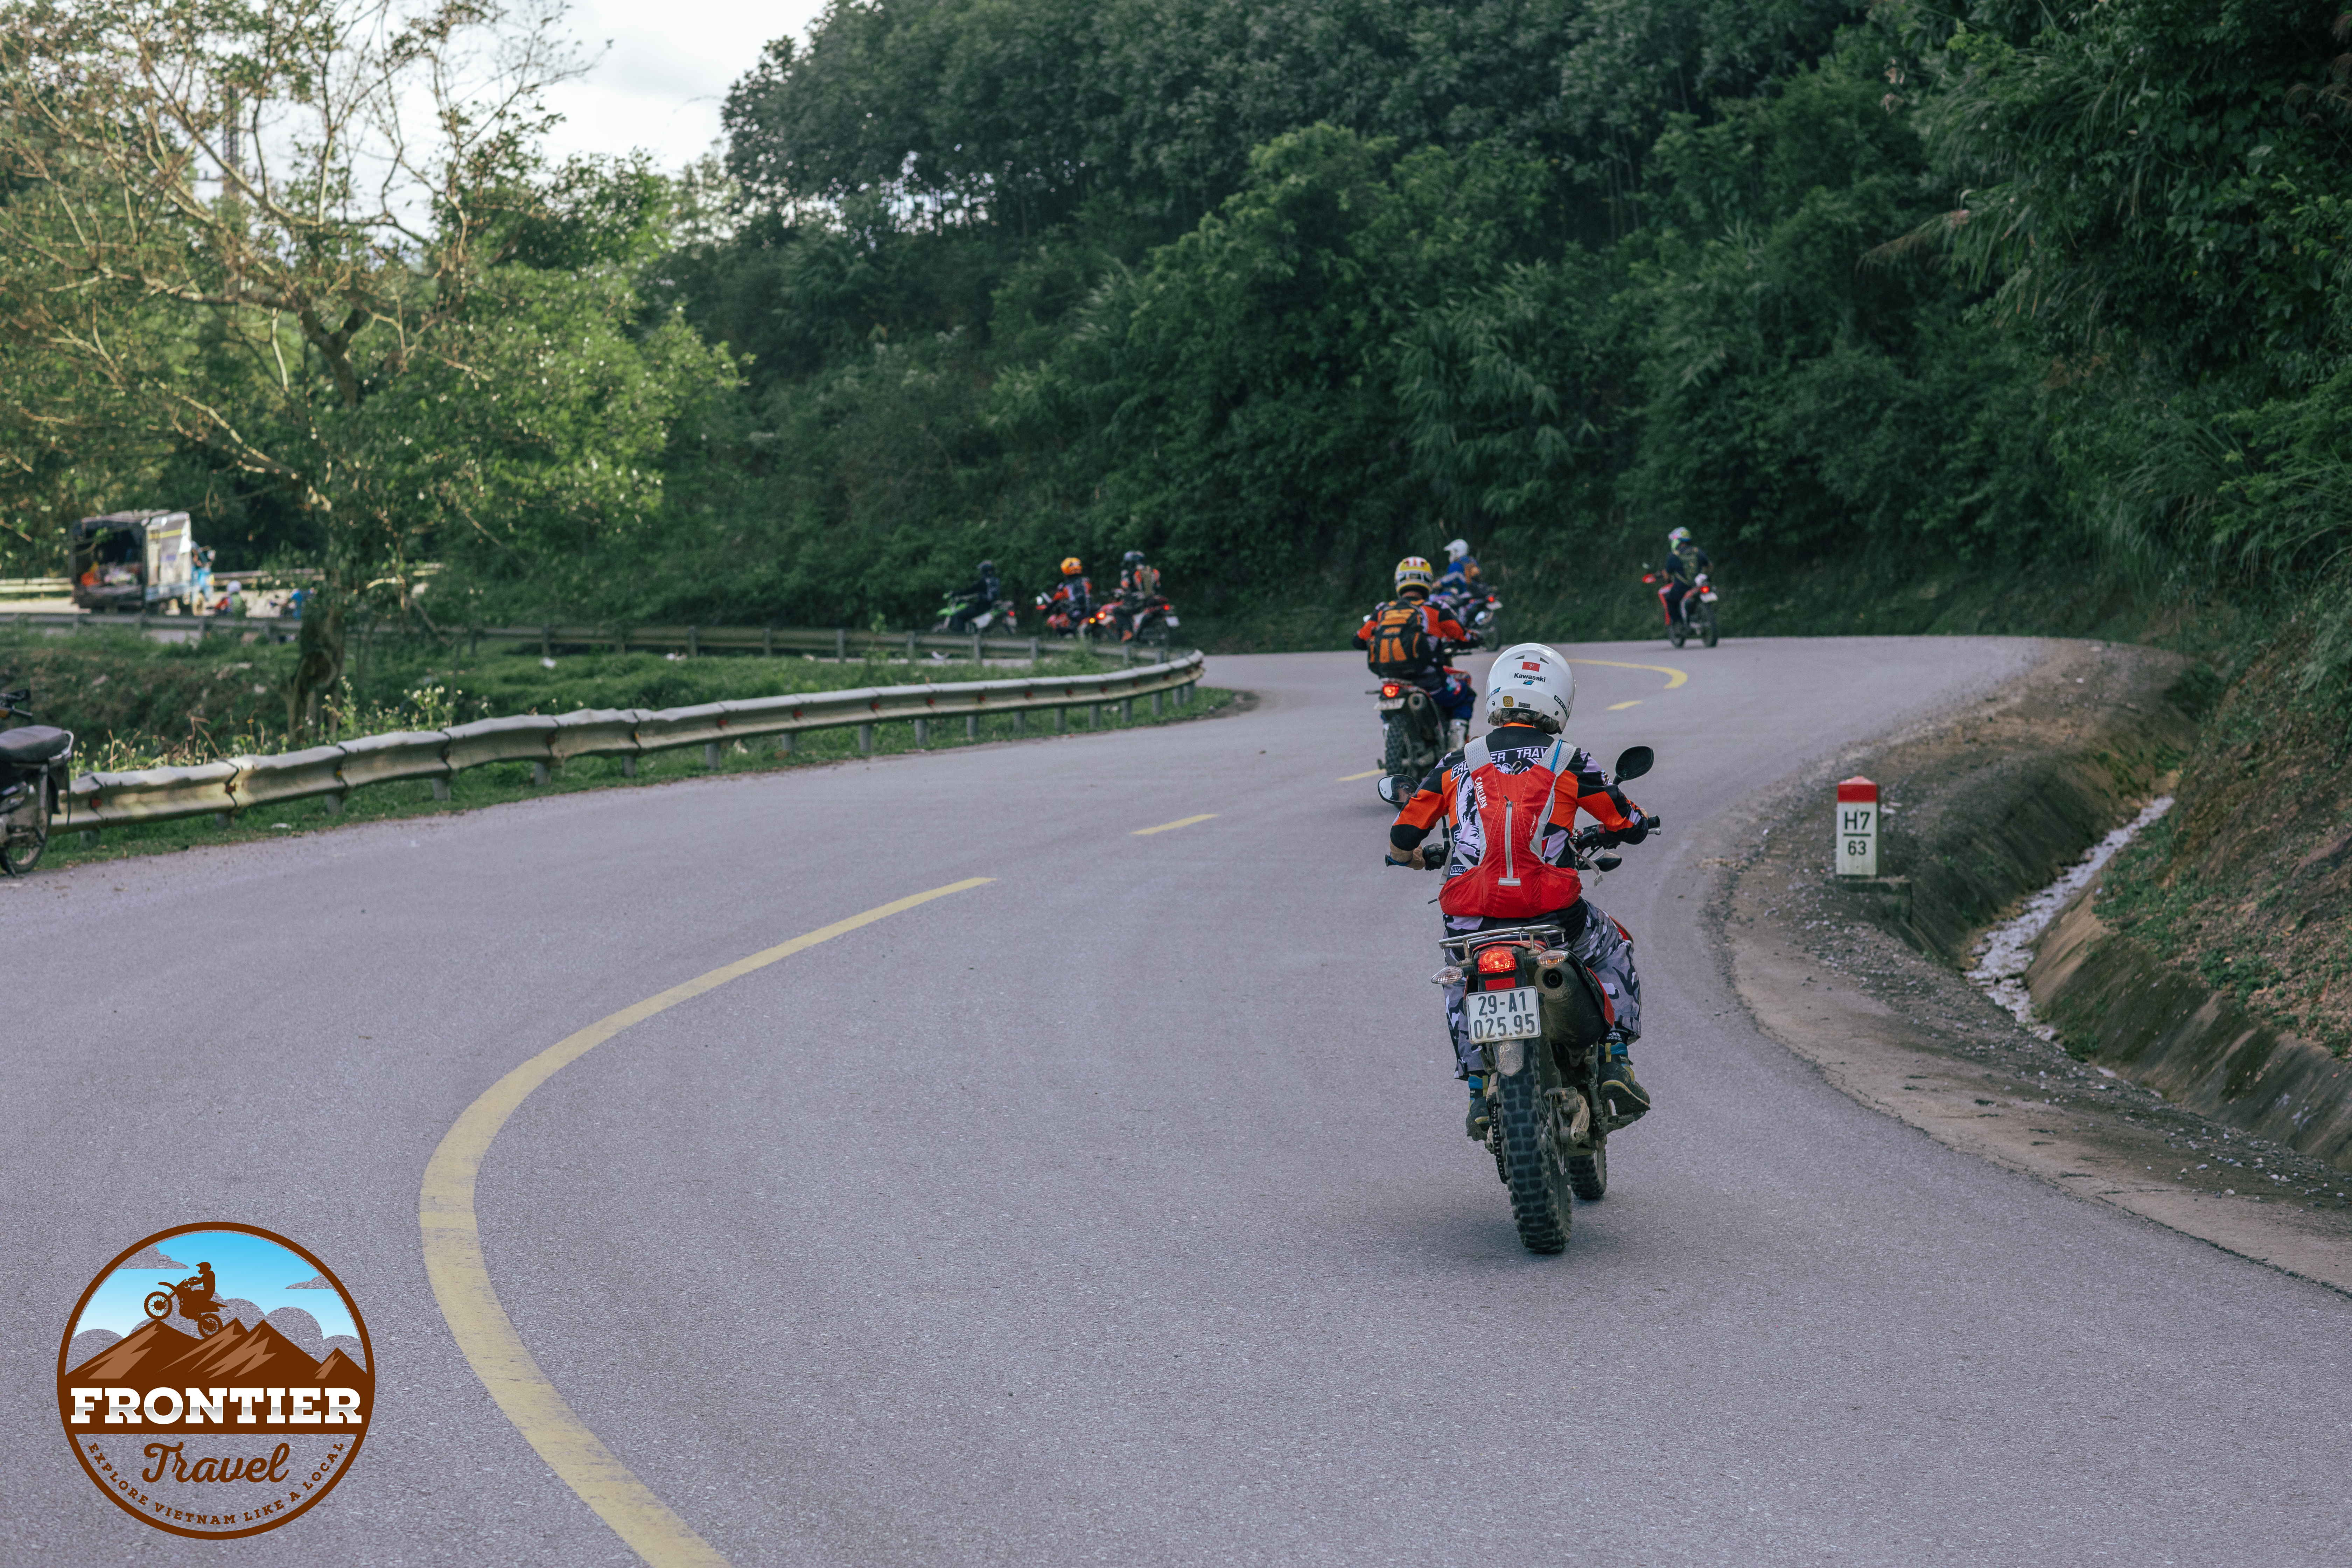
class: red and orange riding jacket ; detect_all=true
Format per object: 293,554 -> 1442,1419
1388,723 -> 1647,920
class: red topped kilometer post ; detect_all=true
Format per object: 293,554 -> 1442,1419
1836,777 -> 1879,878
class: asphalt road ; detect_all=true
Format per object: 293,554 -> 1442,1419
11,637 -> 2352,1567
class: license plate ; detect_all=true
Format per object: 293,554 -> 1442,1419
1468,986 -> 1541,1042
1376,698 -> 1405,710
1164,615 -> 1180,627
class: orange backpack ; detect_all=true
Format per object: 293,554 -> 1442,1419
1437,737 -> 1586,919
1365,602 -> 1433,675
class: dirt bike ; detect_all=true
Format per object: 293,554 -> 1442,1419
933,592 -> 1013,635
144,1282 -> 225,1338
1032,590 -> 1090,637
1370,649 -> 1476,805
0,687 -> 73,876
1108,593 -> 1179,648
1435,746 -> 1657,1254
1433,584 -> 1502,646
1640,569 -> 1719,649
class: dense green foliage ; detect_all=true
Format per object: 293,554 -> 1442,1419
9,0 -> 2352,650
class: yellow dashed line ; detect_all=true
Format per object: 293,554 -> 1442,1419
1337,769 -> 1382,782
1607,700 -> 1643,711
1133,813 -> 1217,835
420,877 -> 993,1567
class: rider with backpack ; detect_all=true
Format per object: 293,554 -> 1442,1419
1383,643 -> 1656,1139
1354,556 -> 1478,744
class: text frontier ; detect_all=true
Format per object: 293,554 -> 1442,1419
66,1385 -> 366,1426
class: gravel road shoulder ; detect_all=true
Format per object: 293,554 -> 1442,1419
1717,639 -> 2352,1292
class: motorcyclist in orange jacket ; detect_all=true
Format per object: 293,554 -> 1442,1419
1385,643 -> 1655,1137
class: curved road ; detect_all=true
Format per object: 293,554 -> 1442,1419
10,638 -> 2352,1566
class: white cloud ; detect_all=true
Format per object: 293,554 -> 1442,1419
541,0 -> 831,170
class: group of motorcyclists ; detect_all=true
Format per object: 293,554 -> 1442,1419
938,551 -> 1175,643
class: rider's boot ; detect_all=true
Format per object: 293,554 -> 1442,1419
1464,1074 -> 1492,1139
1598,1035 -> 1651,1123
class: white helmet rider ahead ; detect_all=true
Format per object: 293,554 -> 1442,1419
1482,642 -> 1574,734
1445,538 -> 1471,562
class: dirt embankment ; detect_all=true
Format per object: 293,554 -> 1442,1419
1721,640 -> 2352,1291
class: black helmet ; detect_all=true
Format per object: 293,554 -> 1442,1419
978,559 -> 995,573
1123,550 -> 1146,566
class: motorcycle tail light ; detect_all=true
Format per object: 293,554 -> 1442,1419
1475,946 -> 1519,976
1380,682 -> 1401,698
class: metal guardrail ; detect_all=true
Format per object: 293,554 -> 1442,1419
2,608 -> 1165,666
51,652 -> 1208,830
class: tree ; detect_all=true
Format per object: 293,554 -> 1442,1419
0,0 -> 723,732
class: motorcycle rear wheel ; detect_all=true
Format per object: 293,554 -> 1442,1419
1493,1067 -> 1570,1253
1381,715 -> 1410,792
1667,620 -> 1687,650
1699,604 -> 1719,649
1567,1141 -> 1607,1200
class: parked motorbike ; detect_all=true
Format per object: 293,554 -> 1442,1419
0,687 -> 73,876
1435,746 -> 1658,1254
1640,568 -> 1720,649
933,593 -> 1014,635
1370,646 -> 1476,805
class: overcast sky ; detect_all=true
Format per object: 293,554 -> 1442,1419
539,0 -> 830,170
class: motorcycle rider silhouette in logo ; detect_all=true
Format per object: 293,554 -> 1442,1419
147,1261 -> 227,1337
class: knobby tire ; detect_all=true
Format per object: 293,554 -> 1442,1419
1494,1068 -> 1570,1253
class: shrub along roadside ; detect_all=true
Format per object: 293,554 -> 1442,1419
28,680 -> 1239,874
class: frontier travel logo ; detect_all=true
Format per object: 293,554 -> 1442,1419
54,1223 -> 374,1539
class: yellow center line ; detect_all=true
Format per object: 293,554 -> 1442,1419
1336,769 -> 1382,782
1134,813 -> 1217,835
1567,658 -> 1689,690
1607,700 -> 1643,712
419,877 -> 994,1567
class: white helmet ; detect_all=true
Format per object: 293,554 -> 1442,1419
1445,538 -> 1470,561
1483,642 -> 1574,732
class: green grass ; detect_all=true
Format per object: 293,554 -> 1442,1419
0,620 -> 1161,770
33,681 -> 1239,873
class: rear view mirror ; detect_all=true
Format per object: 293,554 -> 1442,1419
1612,745 -> 1653,783
1376,775 -> 1404,806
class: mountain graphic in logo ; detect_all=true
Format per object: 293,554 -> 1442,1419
63,1317 -> 370,1432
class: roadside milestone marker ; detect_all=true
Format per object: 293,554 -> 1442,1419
1836,777 -> 1879,878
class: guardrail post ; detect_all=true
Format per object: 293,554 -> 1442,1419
1055,707 -> 1067,733
324,792 -> 344,816
432,778 -> 451,799
913,717 -> 929,749
1014,710 -> 1027,735
531,761 -> 550,787
857,723 -> 873,754
965,713 -> 978,740
689,625 -> 700,657
620,756 -> 635,778
971,631 -> 982,664
1152,690 -> 1163,718
703,741 -> 721,770
835,628 -> 846,661
904,630 -> 916,660
763,624 -> 775,657
1087,703 -> 1099,728
212,811 -> 230,829
541,622 -> 552,658
1122,697 -> 1134,723
1029,636 -> 1040,663
777,731 -> 794,757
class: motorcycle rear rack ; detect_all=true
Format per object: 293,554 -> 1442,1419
1439,923 -> 1567,966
